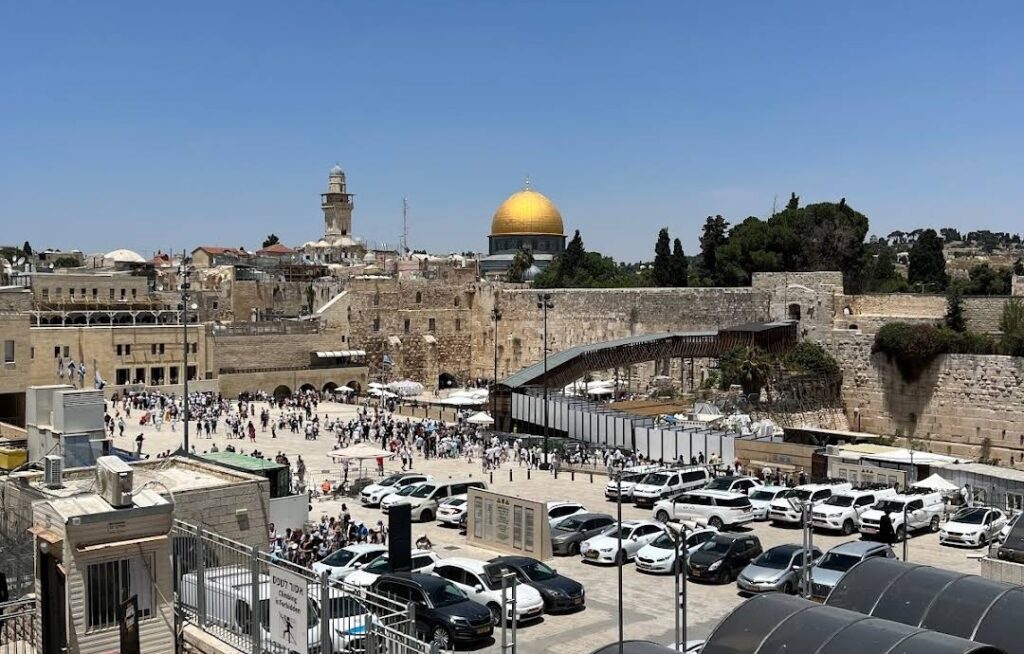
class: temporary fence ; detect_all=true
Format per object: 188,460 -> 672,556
173,521 -> 435,654
0,598 -> 35,654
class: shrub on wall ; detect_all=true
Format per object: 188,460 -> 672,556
873,322 -> 999,381
783,342 -> 840,379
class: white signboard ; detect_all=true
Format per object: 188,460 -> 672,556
269,567 -> 308,654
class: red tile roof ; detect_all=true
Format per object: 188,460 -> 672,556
257,243 -> 295,255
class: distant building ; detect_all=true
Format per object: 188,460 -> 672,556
301,165 -> 368,264
481,180 -> 567,277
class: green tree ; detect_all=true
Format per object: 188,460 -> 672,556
944,284 -> 966,332
907,228 -> 948,291
506,249 -> 534,283
21,241 -> 32,256
671,238 -> 689,287
964,264 -> 1012,295
652,228 -> 673,286
262,233 -> 280,248
53,256 -> 79,268
699,215 -> 729,284
1014,258 -> 1024,276
560,230 -> 585,282
1000,298 -> 1024,356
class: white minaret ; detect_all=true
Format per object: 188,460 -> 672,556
322,164 -> 354,239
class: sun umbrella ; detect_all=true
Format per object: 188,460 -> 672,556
466,411 -> 495,425
333,385 -> 354,394
329,443 -> 394,460
913,473 -> 959,492
442,395 -> 483,406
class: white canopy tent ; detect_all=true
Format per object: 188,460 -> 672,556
466,411 -> 495,426
913,473 -> 959,492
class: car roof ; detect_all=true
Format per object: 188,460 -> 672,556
377,572 -> 448,589
753,485 -> 790,492
689,489 -> 748,499
438,557 -> 488,573
547,501 -> 583,508
714,475 -> 759,482
345,543 -> 388,554
764,543 -> 803,555
828,540 -> 887,555
488,555 -> 539,567
566,512 -> 612,520
378,548 -> 434,558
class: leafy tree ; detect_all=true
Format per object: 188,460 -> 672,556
1001,298 -> 1024,357
532,232 -> 642,288
1014,258 -> 1024,276
671,238 -> 689,287
52,256 -> 80,268
863,245 -> 908,292
944,284 -> 966,332
783,342 -> 840,379
940,228 -> 962,243
699,215 -> 729,284
907,228 -> 948,291
506,249 -> 534,283
21,241 -> 32,256
560,230 -> 585,281
720,345 -> 771,396
652,228 -> 672,286
262,233 -> 280,248
963,264 -> 1012,295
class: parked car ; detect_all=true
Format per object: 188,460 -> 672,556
686,533 -> 763,584
859,491 -> 944,541
360,472 -> 433,506
940,507 -> 1009,547
550,512 -> 616,556
811,487 -> 898,535
999,513 -> 1021,542
605,465 -> 664,502
547,501 -> 588,527
381,479 -> 487,522
768,482 -> 852,525
487,556 -> 586,613
704,475 -> 764,495
371,573 -> 493,649
437,494 -> 469,526
432,557 -> 546,625
311,543 -> 388,581
652,490 -> 756,529
634,527 -> 718,574
997,514 -> 1024,563
807,540 -> 894,600
580,519 -> 665,564
748,486 -> 794,521
632,467 -> 711,509
342,549 -> 441,588
180,566 -> 373,653
736,544 -> 822,595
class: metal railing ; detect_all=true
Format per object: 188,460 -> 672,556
173,521 -> 435,654
0,598 -> 35,653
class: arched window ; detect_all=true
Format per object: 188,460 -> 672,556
415,291 -> 422,304
787,303 -> 802,320
454,296 -> 460,308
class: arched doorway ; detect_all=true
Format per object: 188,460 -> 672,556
345,380 -> 362,395
322,381 -> 338,394
299,383 -> 316,394
787,303 -> 802,321
272,385 -> 292,401
438,372 -> 458,390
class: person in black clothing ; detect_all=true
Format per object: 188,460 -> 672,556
879,512 -> 896,545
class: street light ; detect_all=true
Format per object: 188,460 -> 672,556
536,293 -> 554,467
178,252 -> 194,455
491,307 -> 502,424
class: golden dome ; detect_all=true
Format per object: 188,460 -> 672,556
491,188 -> 564,236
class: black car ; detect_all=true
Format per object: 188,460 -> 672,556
487,556 -> 585,613
370,573 -> 493,648
687,533 -> 763,584
998,514 -> 1024,564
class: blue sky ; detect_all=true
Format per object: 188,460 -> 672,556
2,1 -> 1022,261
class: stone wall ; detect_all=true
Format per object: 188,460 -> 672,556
217,366 -> 367,398
211,327 -> 349,371
840,293 -> 1011,334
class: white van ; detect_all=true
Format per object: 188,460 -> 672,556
381,479 -> 487,521
632,467 -> 711,509
811,486 -> 898,535
652,489 -> 756,529
179,565 -> 372,653
768,481 -> 852,525
859,491 -> 944,540
605,465 -> 664,502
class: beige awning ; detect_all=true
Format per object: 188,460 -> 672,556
77,534 -> 168,553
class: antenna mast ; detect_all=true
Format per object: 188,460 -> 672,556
401,197 -> 408,257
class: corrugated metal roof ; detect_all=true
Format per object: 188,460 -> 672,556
501,331 -> 715,389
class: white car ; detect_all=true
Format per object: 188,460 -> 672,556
859,492 -> 945,540
437,494 -> 469,526
811,487 -> 898,535
653,490 -> 756,529
632,467 -> 711,509
703,476 -> 764,495
432,557 -> 546,624
768,482 -> 852,525
748,486 -> 794,520
940,507 -> 1008,547
635,527 -> 718,574
360,473 -> 432,506
605,465 -> 664,501
580,519 -> 665,564
311,543 -> 388,581
548,501 -> 587,527
342,549 -> 441,589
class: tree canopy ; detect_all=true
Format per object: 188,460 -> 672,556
532,230 -> 642,288
262,233 -> 280,248
907,228 -> 948,290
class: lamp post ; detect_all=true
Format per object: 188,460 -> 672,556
179,252 -> 193,455
536,293 -> 553,466
491,307 -> 502,423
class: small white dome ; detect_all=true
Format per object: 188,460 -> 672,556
363,251 -> 377,263
330,164 -> 344,175
104,249 -> 146,264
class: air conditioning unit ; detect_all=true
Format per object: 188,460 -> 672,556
96,455 -> 133,508
44,455 -> 63,489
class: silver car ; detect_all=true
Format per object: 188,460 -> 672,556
736,543 -> 822,595
808,540 -> 894,600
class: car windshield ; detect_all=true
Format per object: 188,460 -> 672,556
754,548 -> 795,569
445,498 -> 466,507
792,489 -> 814,501
607,525 -> 639,539
411,484 -> 436,498
429,582 -> 468,608
705,478 -> 738,491
700,538 -> 734,555
395,485 -> 420,497
650,533 -> 675,549
642,473 -> 670,486
556,517 -> 587,531
621,473 -> 646,483
875,500 -> 905,514
824,496 -> 854,507
817,552 -> 860,572
321,548 -> 357,567
952,508 -> 988,524
380,474 -> 403,486
363,557 -> 391,573
519,561 -> 557,581
750,490 -> 777,501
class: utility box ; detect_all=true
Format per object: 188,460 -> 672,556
96,455 -> 133,508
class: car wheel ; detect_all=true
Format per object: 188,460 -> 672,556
781,581 -> 794,595
655,510 -> 670,523
930,516 -> 940,532
896,525 -> 907,542
978,534 -> 988,548
431,625 -> 452,649
568,542 -> 580,556
717,568 -> 730,584
841,520 -> 855,536
421,509 -> 434,522
488,603 -> 503,626
708,516 -> 724,530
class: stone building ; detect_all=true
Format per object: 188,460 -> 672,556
301,165 -> 368,264
481,181 -> 566,277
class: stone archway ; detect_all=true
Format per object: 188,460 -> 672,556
438,371 -> 458,390
272,385 -> 292,400
345,380 -> 362,395
299,383 -> 317,394
322,382 -> 338,394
